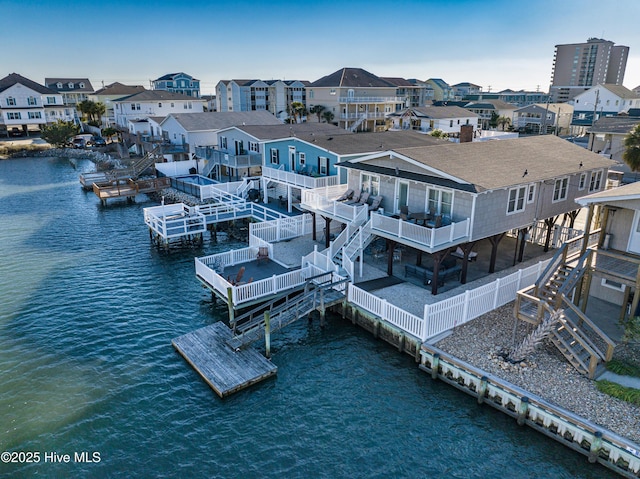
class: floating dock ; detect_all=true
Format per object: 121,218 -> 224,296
172,322 -> 277,398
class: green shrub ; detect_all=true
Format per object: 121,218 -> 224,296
596,380 -> 640,405
606,358 -> 640,378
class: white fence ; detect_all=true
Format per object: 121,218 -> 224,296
370,212 -> 470,250
249,214 -> 313,244
301,186 -> 369,224
195,247 -> 315,306
262,167 -> 340,190
348,259 -> 550,342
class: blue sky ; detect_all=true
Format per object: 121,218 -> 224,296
3,0 -> 640,95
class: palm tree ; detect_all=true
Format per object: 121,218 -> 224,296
310,105 -> 325,123
289,101 -> 305,123
322,110 -> 334,124
623,124 -> 640,172
497,116 -> 512,131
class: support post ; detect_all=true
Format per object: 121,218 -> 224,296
477,376 -> 488,404
431,353 -> 440,380
227,287 -> 235,326
588,431 -> 603,463
264,310 -> 271,359
517,397 -> 529,426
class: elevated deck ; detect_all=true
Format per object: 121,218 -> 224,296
172,322 -> 277,398
93,177 -> 170,205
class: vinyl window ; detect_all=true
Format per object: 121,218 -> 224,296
270,148 -> 279,164
507,186 -> 527,213
589,170 -> 603,192
553,177 -> 568,202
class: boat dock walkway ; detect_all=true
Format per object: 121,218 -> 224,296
172,322 -> 277,398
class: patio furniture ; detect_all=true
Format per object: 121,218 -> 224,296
424,264 -> 462,286
354,191 -> 370,206
257,246 -> 269,263
411,211 -> 431,226
336,188 -> 354,202
451,246 -> 477,262
405,264 -> 429,283
399,205 -> 411,221
368,195 -> 383,211
344,191 -> 362,205
426,214 -> 443,228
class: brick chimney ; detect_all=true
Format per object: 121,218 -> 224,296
459,124 -> 473,143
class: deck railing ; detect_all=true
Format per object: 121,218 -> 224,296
301,187 -> 369,224
348,259 -> 550,342
196,248 -> 315,306
262,167 -> 339,189
249,214 -> 313,244
370,212 -> 470,251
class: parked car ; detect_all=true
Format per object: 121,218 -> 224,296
71,137 -> 86,148
88,136 -> 106,147
10,127 -> 22,137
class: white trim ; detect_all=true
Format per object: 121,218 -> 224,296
601,278 -> 625,292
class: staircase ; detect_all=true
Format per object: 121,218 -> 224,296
323,219 -> 374,277
227,273 -> 347,350
349,114 -> 367,132
80,144 -> 163,187
516,246 -> 616,378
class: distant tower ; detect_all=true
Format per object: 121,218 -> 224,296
549,38 -> 629,103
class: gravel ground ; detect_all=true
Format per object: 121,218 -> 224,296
436,303 -> 640,445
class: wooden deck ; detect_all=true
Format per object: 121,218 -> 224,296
172,322 -> 277,398
93,177 -> 170,204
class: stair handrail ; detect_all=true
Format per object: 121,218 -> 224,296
534,243 -> 568,292
555,248 -> 592,303
559,295 -> 616,362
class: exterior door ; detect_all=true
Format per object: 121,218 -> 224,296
396,181 -> 409,213
627,210 -> 640,254
289,146 -> 296,171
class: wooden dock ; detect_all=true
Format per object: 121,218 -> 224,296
172,322 -> 277,398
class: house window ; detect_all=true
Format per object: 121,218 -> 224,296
428,188 -> 453,216
6,97 -> 16,106
299,152 -> 306,166
79,82 -> 85,88
7,112 -> 21,120
56,82 -> 63,89
27,96 -> 37,106
171,103 -> 175,108
28,111 -> 42,119
68,82 -> 74,89
184,102 -> 188,109
507,186 -> 527,214
553,177 -> 568,202
49,110 -> 57,117
158,103 -> 162,108
361,173 -> 380,196
319,156 -> 328,175
249,141 -> 259,153
219,136 -> 227,149
589,170 -> 603,192
579,172 -> 587,190
131,103 -> 140,111
330,89 -> 336,95
527,184 -> 536,204
309,90 -> 314,99
270,148 -> 279,164
47,97 -> 56,104
449,120 -> 453,127
601,278 -> 625,292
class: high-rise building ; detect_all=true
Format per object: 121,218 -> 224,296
550,38 -> 629,102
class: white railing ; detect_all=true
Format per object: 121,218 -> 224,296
370,212 -> 470,250
196,248 -> 315,306
421,260 -> 549,340
348,284 -> 424,339
144,203 -> 207,239
249,214 -> 312,244
302,248 -> 337,273
344,219 -> 374,261
347,258 -> 551,342
339,96 -> 405,103
513,220 -> 584,250
326,223 -> 357,261
340,112 -> 388,120
233,267 -> 312,304
301,186 -> 369,224
262,168 -> 340,189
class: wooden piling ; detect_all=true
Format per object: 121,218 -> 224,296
264,310 -> 271,359
517,396 -> 529,426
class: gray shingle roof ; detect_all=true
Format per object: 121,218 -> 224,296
164,111 -> 282,131
601,84 -> 640,99
45,78 -> 94,92
307,130 -> 445,155
388,135 -> 614,192
309,68 -> 395,88
114,90 -> 201,102
92,82 -> 146,96
589,117 -> 640,135
236,122 -> 351,141
0,73 -> 56,95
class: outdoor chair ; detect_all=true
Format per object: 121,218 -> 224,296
257,246 -> 269,263
354,191 -> 370,206
336,189 -> 354,202
344,191 -> 362,205
399,205 -> 410,221
368,195 -> 383,211
232,266 -> 245,285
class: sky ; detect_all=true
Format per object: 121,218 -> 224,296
3,0 -> 640,95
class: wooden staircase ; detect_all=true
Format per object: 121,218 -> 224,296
227,273 -> 347,350
515,244 -> 616,378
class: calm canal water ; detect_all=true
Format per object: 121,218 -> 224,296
0,156 -> 618,478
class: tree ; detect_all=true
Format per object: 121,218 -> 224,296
322,110 -> 335,124
76,100 -> 106,125
101,127 -> 119,142
40,120 -> 80,147
288,101 -> 305,123
429,129 -> 448,139
489,111 -> 499,129
310,105 -> 325,123
623,124 -> 640,172
497,116 -> 512,131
